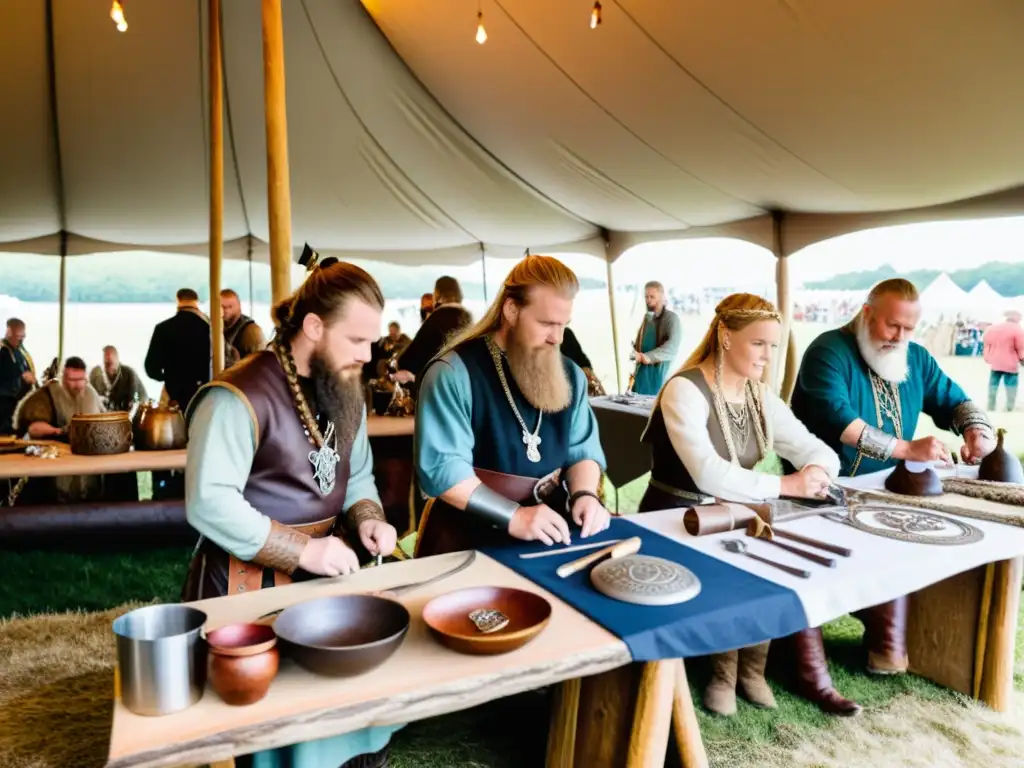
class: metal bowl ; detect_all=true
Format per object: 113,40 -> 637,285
273,595 -> 410,677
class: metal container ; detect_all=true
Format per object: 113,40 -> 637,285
112,604 -> 208,716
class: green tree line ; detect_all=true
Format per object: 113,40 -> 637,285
805,261 -> 1024,296
0,255 -> 605,303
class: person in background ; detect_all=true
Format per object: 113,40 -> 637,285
393,276 -> 472,387
144,288 -> 213,411
221,288 -> 267,366
561,326 -> 605,396
90,345 -> 148,412
0,318 -> 35,434
631,281 -> 682,395
419,292 -> 434,322
982,309 -> 1024,411
380,322 -> 411,360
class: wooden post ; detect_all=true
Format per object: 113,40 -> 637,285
209,0 -> 225,376
545,678 -> 580,768
671,659 -> 709,768
606,259 -> 622,393
978,556 -> 1023,711
771,212 -> 797,401
262,0 -> 293,305
625,661 -> 674,767
57,237 -> 67,363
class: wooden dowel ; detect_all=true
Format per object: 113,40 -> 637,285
209,0 -> 224,376
262,0 -> 292,305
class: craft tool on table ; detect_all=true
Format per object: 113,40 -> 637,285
556,536 -> 642,578
722,539 -> 811,579
747,516 -> 852,558
519,538 -> 624,559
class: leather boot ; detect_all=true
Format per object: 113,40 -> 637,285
854,596 -> 909,675
789,628 -> 862,717
703,650 -> 738,716
737,642 -> 776,709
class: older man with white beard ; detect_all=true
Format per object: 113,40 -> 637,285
414,254 -> 611,557
781,277 -> 996,717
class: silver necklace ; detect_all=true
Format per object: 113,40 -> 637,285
486,336 -> 543,463
307,421 -> 339,496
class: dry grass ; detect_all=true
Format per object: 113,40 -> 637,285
0,602 -> 149,768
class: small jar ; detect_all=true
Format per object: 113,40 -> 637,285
206,623 -> 279,706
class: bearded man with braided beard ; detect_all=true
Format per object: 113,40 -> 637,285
181,261 -> 400,768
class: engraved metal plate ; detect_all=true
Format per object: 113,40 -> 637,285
590,554 -> 702,606
468,609 -> 510,634
825,504 -> 984,546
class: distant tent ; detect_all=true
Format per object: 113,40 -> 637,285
966,279 -> 1009,320
919,273 -> 968,319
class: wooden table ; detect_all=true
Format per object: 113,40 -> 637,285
106,552 -> 686,768
0,417 -> 413,480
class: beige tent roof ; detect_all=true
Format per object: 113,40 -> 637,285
3,0 -> 1024,265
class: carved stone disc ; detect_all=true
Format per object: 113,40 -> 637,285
590,554 -> 702,606
826,505 -> 984,546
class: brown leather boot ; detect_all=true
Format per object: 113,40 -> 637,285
789,627 -> 862,717
703,650 -> 738,716
854,596 -> 909,675
737,642 -> 777,709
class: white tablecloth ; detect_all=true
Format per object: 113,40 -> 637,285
630,472 -> 1024,628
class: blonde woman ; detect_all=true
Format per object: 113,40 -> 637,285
638,294 -> 855,717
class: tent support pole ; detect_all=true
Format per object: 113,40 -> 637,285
262,0 -> 292,305
209,0 -> 225,376
606,258 -> 622,393
772,212 -> 797,402
57,233 -> 67,364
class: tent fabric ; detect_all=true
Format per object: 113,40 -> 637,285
2,0 -> 1024,265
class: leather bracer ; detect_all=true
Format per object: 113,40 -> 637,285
346,498 -> 387,529
250,519 -> 309,576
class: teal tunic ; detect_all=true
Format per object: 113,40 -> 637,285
790,327 -> 969,477
633,319 -> 671,396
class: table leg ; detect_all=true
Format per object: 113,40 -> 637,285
671,660 -> 709,768
208,761 -> 236,768
546,678 -> 581,768
561,661 -> 683,768
978,556 -> 1023,712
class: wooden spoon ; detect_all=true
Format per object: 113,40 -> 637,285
556,536 -> 642,578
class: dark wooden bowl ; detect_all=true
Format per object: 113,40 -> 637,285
273,595 -> 410,677
422,586 -> 552,655
884,461 -> 943,496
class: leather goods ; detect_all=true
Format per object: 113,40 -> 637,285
226,517 -> 337,596
853,596 -> 910,674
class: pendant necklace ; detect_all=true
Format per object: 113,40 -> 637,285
486,336 -> 543,463
272,342 -> 340,495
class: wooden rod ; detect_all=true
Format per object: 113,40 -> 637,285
262,0 -> 293,305
209,0 -> 225,376
606,259 -> 622,393
978,556 -> 1023,711
57,249 -> 67,363
671,659 -> 709,768
625,660 -> 674,768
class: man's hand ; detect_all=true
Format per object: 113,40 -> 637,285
895,436 -> 953,466
572,494 -> 611,537
358,518 -> 398,558
508,504 -> 571,545
392,370 -> 415,384
961,427 -> 996,464
21,371 -> 35,385
298,536 -> 360,577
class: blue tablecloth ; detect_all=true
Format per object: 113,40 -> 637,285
482,517 -> 808,661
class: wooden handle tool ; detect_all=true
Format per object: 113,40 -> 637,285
556,536 -> 642,578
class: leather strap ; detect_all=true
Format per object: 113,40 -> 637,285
227,516 -> 337,596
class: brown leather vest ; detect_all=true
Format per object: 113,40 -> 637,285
182,350 -> 352,600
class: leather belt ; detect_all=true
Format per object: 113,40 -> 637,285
226,516 -> 337,596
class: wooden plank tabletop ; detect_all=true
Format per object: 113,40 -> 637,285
0,418 -> 413,479
106,552 -> 630,768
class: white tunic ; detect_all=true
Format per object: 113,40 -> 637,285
660,375 -> 841,503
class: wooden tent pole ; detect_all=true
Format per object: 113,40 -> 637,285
606,258 -> 623,393
772,212 -> 797,401
209,0 -> 225,376
57,239 -> 67,364
262,0 -> 293,305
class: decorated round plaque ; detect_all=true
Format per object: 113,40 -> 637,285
826,505 -> 984,546
590,554 -> 701,606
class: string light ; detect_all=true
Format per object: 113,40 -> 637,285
590,1 -> 602,29
110,0 -> 128,32
475,10 -> 487,44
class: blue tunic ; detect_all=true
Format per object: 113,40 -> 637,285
790,327 -> 970,477
633,319 -> 670,396
416,337 -> 606,497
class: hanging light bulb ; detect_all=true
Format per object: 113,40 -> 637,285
590,1 -> 602,29
475,11 -> 487,44
110,0 -> 128,32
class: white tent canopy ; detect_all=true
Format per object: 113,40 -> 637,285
3,0 -> 1024,265
919,273 -> 969,316
965,279 -> 1010,320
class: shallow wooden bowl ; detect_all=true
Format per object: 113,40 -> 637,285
422,586 -> 552,655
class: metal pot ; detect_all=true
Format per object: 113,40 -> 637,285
133,401 -> 186,451
112,604 -> 208,716
68,411 -> 132,455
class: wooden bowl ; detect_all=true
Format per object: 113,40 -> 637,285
68,411 -> 132,455
884,460 -> 943,496
422,586 -> 552,655
273,595 -> 410,677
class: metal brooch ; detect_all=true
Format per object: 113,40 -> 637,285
468,608 -> 510,634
